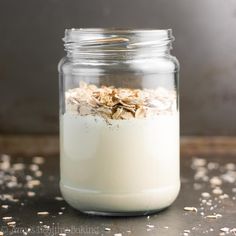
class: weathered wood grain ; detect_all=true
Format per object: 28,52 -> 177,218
0,135 -> 236,156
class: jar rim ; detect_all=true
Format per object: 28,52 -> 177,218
65,28 -> 172,34
63,28 -> 174,58
64,28 -> 173,43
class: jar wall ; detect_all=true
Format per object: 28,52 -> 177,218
59,29 -> 180,215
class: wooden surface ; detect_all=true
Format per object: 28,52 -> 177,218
0,146 -> 236,235
1,135 -> 236,156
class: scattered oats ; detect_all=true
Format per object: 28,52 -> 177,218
219,194 -> 229,199
43,225 -> 50,229
225,163 -> 235,170
0,231 -> 3,236
184,230 -> 191,233
2,216 -> 13,221
126,230 -> 131,233
32,156 -> 45,165
230,228 -> 236,233
1,205 -> 9,209
29,164 -> 39,172
207,162 -> 219,170
55,196 -> 64,201
27,179 -> 40,188
147,224 -> 155,228
202,176 -> 209,182
210,228 -> 214,231
220,227 -> 230,233
12,163 -> 25,171
10,176 -> 17,182
147,215 -> 150,219
201,192 -> 211,198
200,212 -> 204,216
59,234 -> 66,236
7,181 -> 18,188
2,194 -> 12,201
37,211 -> 49,216
183,233 -> 188,236
206,214 -> 222,219
105,228 -> 111,231
194,168 -> 208,180
209,176 -> 222,186
0,161 -> 10,170
27,191 -> 36,197
164,226 -> 169,229
25,175 -> 33,181
7,221 -> 16,226
58,212 -> 63,215
65,229 -> 71,232
221,172 -> 236,183
184,207 -> 198,212
192,158 -> 206,167
12,198 -> 19,203
35,170 -> 42,177
1,154 -> 11,162
114,234 -> 122,236
0,194 -> 19,202
212,187 -> 223,195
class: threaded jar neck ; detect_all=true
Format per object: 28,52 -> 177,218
63,28 -> 174,60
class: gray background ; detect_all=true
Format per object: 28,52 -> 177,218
0,0 -> 236,135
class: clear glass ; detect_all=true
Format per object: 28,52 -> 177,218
59,28 -> 180,216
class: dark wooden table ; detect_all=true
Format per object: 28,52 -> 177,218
0,137 -> 236,236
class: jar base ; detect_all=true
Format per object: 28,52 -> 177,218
81,208 -> 166,217
60,181 -> 180,215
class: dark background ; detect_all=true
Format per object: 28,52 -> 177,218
0,0 -> 236,135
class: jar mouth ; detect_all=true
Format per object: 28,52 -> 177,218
63,28 -> 174,53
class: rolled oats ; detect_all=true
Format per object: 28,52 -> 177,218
184,207 -> 198,212
65,81 -> 176,120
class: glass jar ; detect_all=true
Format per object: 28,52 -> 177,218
59,28 -> 180,216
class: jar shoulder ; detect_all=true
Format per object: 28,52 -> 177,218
168,55 -> 180,71
58,57 -> 71,73
58,54 -> 180,74
130,54 -> 179,73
